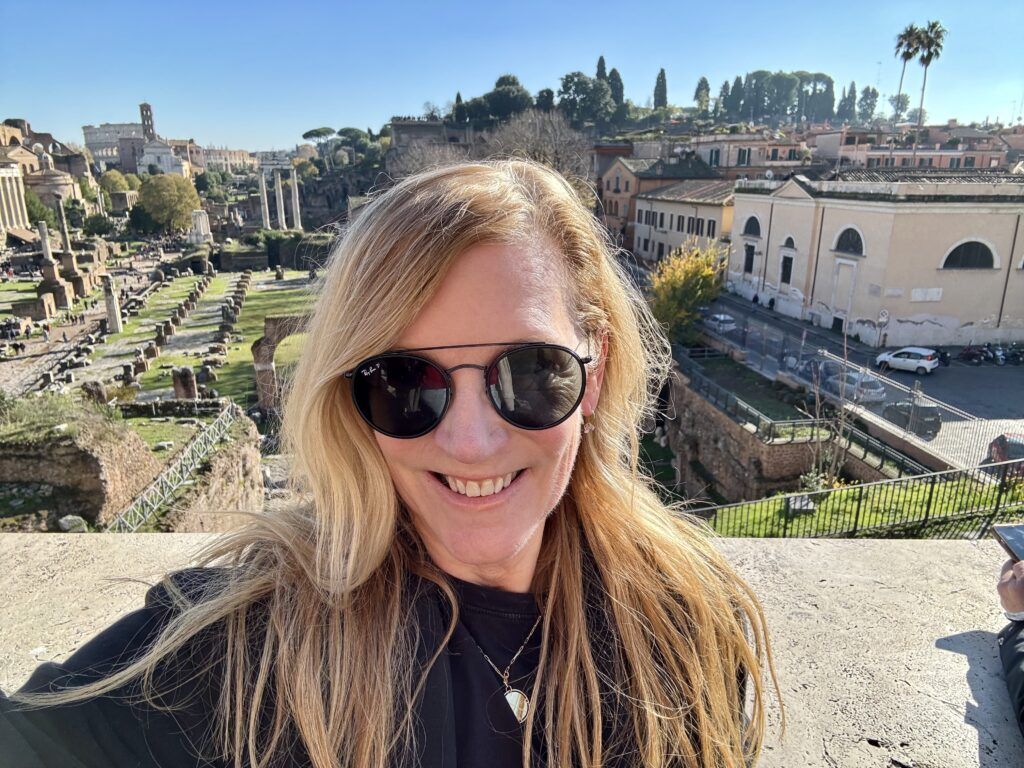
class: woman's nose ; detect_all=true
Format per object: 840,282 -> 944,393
432,368 -> 508,464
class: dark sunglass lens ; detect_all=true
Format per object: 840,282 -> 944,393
351,356 -> 449,437
487,346 -> 585,429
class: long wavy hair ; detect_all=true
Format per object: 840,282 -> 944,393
11,159 -> 781,767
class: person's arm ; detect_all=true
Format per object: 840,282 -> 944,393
996,559 -> 1024,736
0,568 -> 228,768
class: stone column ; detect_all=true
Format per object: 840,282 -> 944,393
0,177 -> 12,231
290,170 -> 302,231
14,176 -> 28,228
56,197 -> 73,254
258,172 -> 271,229
38,221 -> 55,262
95,182 -> 107,218
103,275 -> 123,333
274,170 -> 287,230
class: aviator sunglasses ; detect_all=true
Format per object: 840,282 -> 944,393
343,341 -> 593,439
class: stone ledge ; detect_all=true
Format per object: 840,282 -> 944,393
0,534 -> 1020,767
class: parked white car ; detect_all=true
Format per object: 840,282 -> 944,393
824,372 -> 888,404
706,313 -> 737,333
875,347 -> 940,375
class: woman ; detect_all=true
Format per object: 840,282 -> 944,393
1,160 -> 780,767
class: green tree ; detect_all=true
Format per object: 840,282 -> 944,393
453,91 -> 468,123
302,127 -> 336,168
77,178 -> 97,203
127,203 -> 160,235
911,20 -> 946,162
653,68 -> 668,109
292,159 -> 319,180
889,93 -> 910,120
557,72 -> 614,127
716,81 -> 730,119
124,173 -> 142,191
693,76 -> 711,116
464,96 -> 491,122
137,175 -> 201,233
99,169 -> 129,194
24,188 -> 56,229
83,214 -> 114,237
485,75 -> 534,120
766,72 -> 799,120
535,88 -> 555,112
596,55 -> 607,81
907,107 -> 927,125
648,241 -> 726,345
726,76 -> 744,119
858,86 -> 879,121
608,68 -> 624,106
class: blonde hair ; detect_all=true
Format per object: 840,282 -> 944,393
11,159 -> 781,767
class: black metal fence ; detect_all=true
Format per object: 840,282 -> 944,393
690,459 -> 1024,539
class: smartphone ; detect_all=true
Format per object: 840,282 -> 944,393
992,524 -> 1024,562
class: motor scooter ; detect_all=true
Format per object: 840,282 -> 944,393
1006,342 -> 1023,366
957,344 -> 984,365
983,342 -> 1007,366
935,348 -> 951,366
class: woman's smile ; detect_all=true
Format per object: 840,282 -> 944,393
427,468 -> 528,507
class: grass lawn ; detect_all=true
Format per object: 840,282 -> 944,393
698,357 -> 803,421
215,275 -> 314,404
122,415 -> 209,454
0,280 -> 40,315
710,473 -> 1024,537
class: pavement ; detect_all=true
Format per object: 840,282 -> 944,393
1,534 -> 1022,767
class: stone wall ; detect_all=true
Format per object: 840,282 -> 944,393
159,417 -> 263,533
666,368 -> 885,503
0,427 -> 161,528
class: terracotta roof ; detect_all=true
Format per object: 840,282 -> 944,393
637,179 -> 734,204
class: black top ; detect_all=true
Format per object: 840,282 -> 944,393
0,567 -> 552,768
443,575 -> 544,767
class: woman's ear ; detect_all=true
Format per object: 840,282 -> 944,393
582,331 -> 609,417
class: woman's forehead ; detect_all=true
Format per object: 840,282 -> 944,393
397,242 -> 577,348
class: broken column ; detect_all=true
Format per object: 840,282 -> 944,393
172,366 -> 198,399
102,275 -> 123,334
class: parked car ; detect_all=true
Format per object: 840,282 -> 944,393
987,433 -> 1024,464
883,399 -> 942,439
824,371 -> 888,404
792,356 -> 845,385
875,347 -> 940,374
705,313 -> 737,333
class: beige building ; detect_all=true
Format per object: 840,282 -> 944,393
632,180 -> 734,264
815,124 -> 1009,170
137,139 -> 190,177
687,133 -> 810,180
727,168 -> 1024,347
599,155 -> 718,250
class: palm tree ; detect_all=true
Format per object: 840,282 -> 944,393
910,20 -> 947,164
888,23 -> 921,164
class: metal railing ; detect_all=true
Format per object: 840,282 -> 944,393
695,459 -> 1024,539
105,402 -> 241,532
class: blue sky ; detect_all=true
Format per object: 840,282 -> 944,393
2,0 -> 1021,151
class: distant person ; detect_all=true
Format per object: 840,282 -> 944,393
1,160 -> 780,768
997,558 -> 1024,735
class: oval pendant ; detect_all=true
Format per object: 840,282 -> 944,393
505,688 -> 530,723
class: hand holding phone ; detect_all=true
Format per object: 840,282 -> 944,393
993,524 -> 1024,562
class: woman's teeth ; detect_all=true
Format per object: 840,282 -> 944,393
443,471 -> 519,497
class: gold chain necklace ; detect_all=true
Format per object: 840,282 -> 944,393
462,612 -> 543,724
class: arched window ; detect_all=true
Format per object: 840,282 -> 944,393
742,216 -> 761,237
835,228 -> 863,256
943,241 -> 994,269
783,236 -> 795,249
